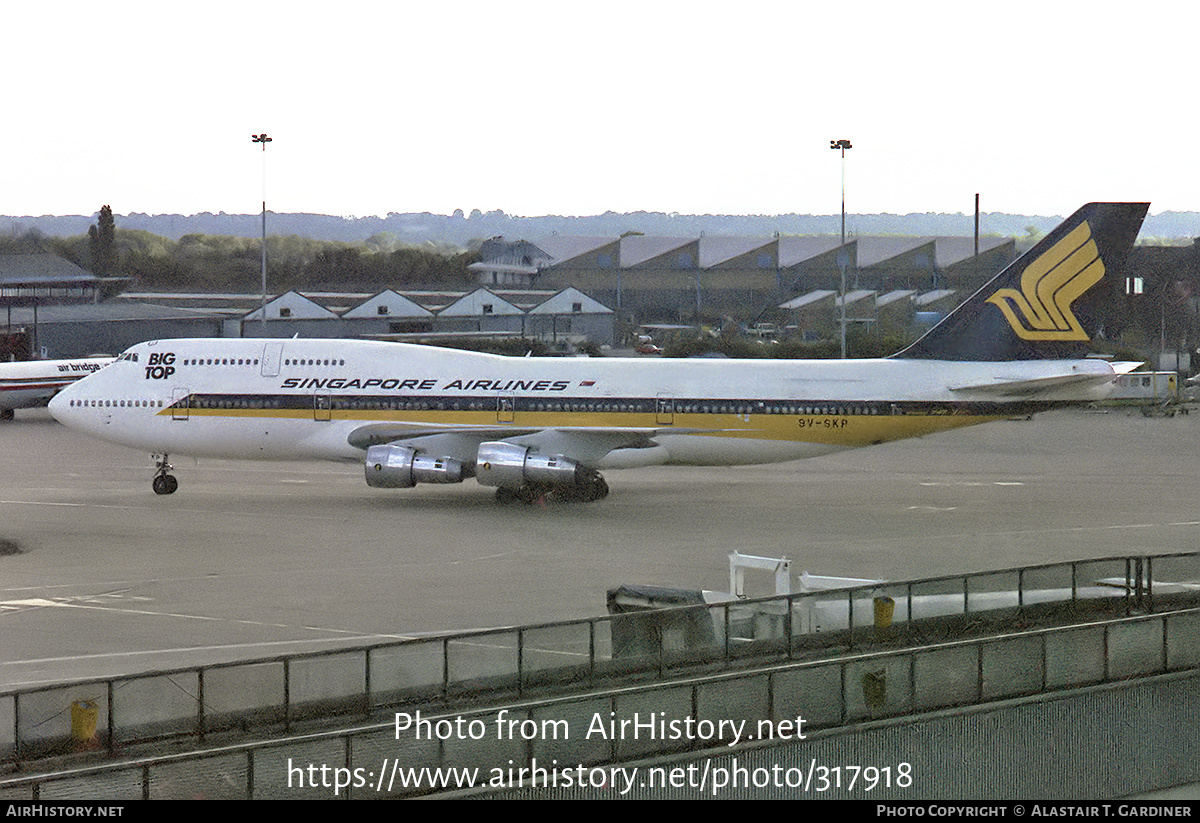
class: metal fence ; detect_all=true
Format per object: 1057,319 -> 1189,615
4,602 -> 1199,798
2,552 -> 1197,769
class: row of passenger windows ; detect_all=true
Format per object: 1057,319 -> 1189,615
325,399 -> 881,415
66,394 -> 888,416
194,398 -> 280,409
183,397 -> 884,415
68,399 -> 165,408
183,358 -> 261,366
174,357 -> 346,367
674,403 -> 880,416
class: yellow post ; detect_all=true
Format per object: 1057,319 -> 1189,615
70,699 -> 98,742
874,595 -> 895,628
863,670 -> 887,708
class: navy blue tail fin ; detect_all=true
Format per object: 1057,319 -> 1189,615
896,202 -> 1148,361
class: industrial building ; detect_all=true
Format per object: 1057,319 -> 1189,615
3,230 -> 1197,366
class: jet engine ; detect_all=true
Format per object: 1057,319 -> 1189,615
364,444 -> 465,488
474,441 -> 584,489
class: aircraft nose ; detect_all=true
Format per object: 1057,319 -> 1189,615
48,383 -> 79,425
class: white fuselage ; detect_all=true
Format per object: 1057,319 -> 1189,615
48,338 -> 1119,469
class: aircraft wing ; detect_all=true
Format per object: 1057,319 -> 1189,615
347,422 -> 726,465
347,422 -> 544,450
1110,362 -> 1145,375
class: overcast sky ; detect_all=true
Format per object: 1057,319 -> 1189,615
4,1 -> 1191,220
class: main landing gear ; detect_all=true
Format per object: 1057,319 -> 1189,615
151,454 -> 178,495
493,470 -> 610,505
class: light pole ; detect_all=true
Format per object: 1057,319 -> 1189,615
252,131 -> 273,331
830,139 -> 852,357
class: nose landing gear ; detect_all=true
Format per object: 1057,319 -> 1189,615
152,454 -> 178,495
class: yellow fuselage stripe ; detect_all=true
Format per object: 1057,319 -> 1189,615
161,407 -> 1004,448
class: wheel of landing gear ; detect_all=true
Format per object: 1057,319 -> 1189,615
494,486 -> 519,504
152,474 -> 178,495
0,409 -> 13,421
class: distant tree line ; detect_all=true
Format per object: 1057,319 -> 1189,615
2,222 -> 479,293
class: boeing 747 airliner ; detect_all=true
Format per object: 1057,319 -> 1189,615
49,202 -> 1148,502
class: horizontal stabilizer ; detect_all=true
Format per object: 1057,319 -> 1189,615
1110,361 -> 1145,375
949,370 -> 1117,396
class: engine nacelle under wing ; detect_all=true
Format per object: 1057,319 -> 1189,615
364,444 -> 465,488
475,441 -> 584,489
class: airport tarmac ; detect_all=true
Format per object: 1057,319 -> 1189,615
1,406 -> 1196,689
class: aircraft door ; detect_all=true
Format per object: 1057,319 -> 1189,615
497,392 -> 515,423
314,391 -> 331,421
261,342 -> 283,377
656,393 -> 674,425
171,387 -> 190,421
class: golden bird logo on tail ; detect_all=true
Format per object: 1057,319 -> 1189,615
985,222 -> 1104,341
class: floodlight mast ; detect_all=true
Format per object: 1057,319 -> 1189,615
830,137 -> 849,357
251,133 -> 273,331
